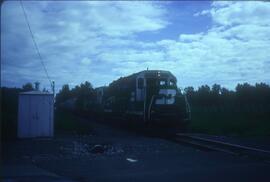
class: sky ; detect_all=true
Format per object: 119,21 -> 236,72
1,1 -> 270,92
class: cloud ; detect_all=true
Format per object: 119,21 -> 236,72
1,1 -> 169,91
87,1 -> 169,37
81,57 -> 91,65
179,33 -> 204,42
162,2 -> 270,88
1,1 -> 270,92
101,1 -> 270,89
193,10 -> 210,17
193,2 -> 270,28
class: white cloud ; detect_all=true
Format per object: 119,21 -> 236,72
109,2 -> 270,89
179,33 -> 204,42
167,2 -> 270,88
193,10 -> 210,17
2,1 -> 270,91
1,1 -> 169,90
98,49 -> 165,63
209,2 -> 270,27
81,57 -> 91,65
90,2 -> 169,37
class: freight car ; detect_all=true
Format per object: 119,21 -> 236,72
95,70 -> 191,129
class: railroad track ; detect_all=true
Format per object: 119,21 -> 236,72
174,133 -> 270,162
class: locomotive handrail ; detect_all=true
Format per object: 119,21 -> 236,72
148,95 -> 157,120
174,95 -> 191,121
147,94 -> 169,120
184,94 -> 191,120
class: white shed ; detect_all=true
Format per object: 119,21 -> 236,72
17,91 -> 54,138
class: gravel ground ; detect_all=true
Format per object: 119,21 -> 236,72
2,116 -> 270,182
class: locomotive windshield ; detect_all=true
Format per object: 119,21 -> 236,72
146,78 -> 176,88
159,80 -> 166,86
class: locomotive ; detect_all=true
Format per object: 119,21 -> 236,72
95,70 -> 191,129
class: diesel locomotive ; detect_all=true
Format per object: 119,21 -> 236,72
95,70 -> 191,128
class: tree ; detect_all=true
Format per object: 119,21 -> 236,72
220,87 -> 229,95
198,85 -> 211,94
22,83 -> 34,91
196,85 -> 211,106
235,83 -> 255,104
184,86 -> 195,103
212,84 -> 221,95
255,83 -> 270,104
74,81 -> 95,111
55,84 -> 71,106
184,86 -> 194,95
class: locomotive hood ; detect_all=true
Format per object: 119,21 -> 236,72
137,70 -> 177,82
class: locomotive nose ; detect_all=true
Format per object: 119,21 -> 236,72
155,89 -> 177,105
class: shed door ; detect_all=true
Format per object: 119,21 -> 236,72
29,96 -> 39,137
18,95 -> 31,138
37,96 -> 52,137
29,95 -> 52,137
18,95 -> 38,138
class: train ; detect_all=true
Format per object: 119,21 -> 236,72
94,70 -> 191,129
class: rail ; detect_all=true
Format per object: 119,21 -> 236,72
174,133 -> 270,162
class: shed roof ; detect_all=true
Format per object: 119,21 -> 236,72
20,90 -> 53,95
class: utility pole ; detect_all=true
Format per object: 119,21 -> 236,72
52,80 -> 55,98
34,81 -> 40,91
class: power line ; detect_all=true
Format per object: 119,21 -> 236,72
19,0 -> 53,87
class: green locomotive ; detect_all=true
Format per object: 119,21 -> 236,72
95,70 -> 191,129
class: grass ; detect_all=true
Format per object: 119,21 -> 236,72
54,109 -> 93,135
189,106 -> 270,136
2,104 -> 269,140
1,111 -> 17,140
1,109 -> 93,140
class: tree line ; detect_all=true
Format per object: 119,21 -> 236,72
184,83 -> 270,113
54,81 -> 270,112
1,81 -> 270,113
55,81 -> 95,111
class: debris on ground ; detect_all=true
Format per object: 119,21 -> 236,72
126,158 -> 138,162
90,144 -> 105,154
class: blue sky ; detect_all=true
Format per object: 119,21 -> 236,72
1,1 -> 270,92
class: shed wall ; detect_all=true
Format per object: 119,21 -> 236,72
18,94 -> 54,138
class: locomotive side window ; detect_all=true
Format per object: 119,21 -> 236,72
138,78 -> 144,89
